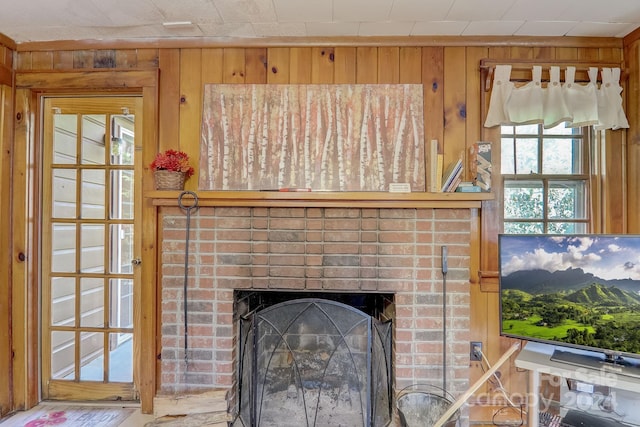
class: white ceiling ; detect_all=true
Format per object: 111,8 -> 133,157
2,0 -> 640,44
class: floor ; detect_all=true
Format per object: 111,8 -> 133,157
1,404 -> 512,426
0,402 -> 155,426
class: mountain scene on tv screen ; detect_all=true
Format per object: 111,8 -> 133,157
500,235 -> 640,353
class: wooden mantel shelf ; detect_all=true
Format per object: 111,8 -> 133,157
147,190 -> 494,209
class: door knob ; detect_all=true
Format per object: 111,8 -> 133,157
131,258 -> 142,265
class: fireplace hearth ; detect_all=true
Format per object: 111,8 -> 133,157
234,293 -> 393,427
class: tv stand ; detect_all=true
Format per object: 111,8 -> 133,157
515,342 -> 640,426
550,349 -> 640,379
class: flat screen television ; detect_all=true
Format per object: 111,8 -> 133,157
499,234 -> 640,375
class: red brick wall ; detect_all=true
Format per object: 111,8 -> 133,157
159,206 -> 472,402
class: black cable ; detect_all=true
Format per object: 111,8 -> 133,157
492,406 -> 524,426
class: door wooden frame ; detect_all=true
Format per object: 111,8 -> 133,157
12,70 -> 159,413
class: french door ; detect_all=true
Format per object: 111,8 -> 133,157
41,96 -> 142,400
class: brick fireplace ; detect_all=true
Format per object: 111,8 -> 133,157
158,205 -> 473,424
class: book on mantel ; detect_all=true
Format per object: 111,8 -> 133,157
441,158 -> 463,192
428,139 -> 444,192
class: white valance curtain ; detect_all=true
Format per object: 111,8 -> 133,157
484,65 -> 629,130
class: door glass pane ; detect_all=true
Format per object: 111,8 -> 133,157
52,223 -> 76,273
52,169 -> 76,218
80,224 -> 104,273
81,278 -> 104,328
109,333 -> 133,382
110,224 -> 133,274
110,279 -> 133,328
111,115 -> 135,166
53,114 -> 77,164
110,170 -> 134,219
51,277 -> 75,327
51,331 -> 75,380
81,169 -> 105,219
81,115 -> 106,165
80,331 -> 104,381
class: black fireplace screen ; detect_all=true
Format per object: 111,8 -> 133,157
235,298 -> 392,427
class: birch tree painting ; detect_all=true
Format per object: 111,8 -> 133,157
199,84 -> 425,191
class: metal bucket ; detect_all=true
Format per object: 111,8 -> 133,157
396,385 -> 459,427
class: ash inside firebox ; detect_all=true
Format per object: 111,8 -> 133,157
257,349 -> 368,426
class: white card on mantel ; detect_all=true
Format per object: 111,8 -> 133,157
389,183 -> 411,193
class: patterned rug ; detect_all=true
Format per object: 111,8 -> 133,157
0,405 -> 135,427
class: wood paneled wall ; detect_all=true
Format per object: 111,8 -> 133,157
10,37 -> 631,421
0,83 -> 12,420
0,35 -> 15,418
624,37 -> 640,234
146,45 -> 627,410
0,86 -> 12,419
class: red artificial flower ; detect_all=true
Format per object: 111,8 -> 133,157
150,149 -> 194,179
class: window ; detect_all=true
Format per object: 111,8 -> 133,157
501,123 -> 590,234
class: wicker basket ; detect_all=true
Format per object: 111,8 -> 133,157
154,170 -> 186,190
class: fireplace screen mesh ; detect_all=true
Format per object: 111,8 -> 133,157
236,298 -> 392,427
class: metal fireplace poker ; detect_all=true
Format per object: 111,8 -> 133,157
442,245 -> 448,392
178,190 -> 199,365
